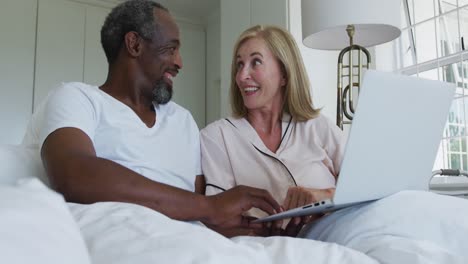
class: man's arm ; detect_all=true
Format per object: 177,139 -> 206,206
195,175 -> 206,194
42,128 -> 280,228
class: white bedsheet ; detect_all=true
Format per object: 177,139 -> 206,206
0,179 -> 91,264
69,202 -> 376,264
3,145 -> 467,263
300,190 -> 468,264
69,190 -> 468,264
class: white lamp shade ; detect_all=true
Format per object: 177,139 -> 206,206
302,0 -> 401,50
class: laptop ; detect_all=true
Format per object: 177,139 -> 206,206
253,70 -> 455,223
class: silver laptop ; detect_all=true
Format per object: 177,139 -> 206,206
254,70 -> 455,223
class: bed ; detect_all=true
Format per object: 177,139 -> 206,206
1,144 -> 468,264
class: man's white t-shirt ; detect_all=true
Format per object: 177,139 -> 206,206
23,82 -> 201,192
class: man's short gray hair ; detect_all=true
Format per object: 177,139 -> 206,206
101,0 -> 168,64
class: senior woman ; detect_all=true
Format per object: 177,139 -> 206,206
200,25 -> 343,237
199,25 -> 468,263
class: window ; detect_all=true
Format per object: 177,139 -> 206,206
396,0 -> 468,171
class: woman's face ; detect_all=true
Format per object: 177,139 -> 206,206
235,37 -> 286,112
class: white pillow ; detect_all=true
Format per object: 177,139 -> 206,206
0,178 -> 91,264
0,144 -> 49,186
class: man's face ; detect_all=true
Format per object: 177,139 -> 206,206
142,9 -> 183,104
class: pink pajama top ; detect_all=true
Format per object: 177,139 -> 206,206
200,113 -> 346,218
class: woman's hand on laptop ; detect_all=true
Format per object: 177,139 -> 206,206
283,187 -> 335,210
283,187 -> 335,225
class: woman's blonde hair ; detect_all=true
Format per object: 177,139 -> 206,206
230,25 -> 320,121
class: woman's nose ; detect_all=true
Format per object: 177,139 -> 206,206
238,66 -> 251,81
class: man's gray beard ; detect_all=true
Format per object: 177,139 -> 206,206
152,80 -> 172,104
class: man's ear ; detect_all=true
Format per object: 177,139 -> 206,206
123,31 -> 142,57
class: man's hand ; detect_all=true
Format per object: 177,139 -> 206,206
205,216 -> 264,238
203,185 -> 281,229
208,217 -> 285,238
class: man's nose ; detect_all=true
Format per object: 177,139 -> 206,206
174,50 -> 183,70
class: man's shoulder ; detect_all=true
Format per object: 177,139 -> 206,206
33,82 -> 100,116
159,101 -> 193,120
47,82 -> 100,102
161,101 -> 188,114
159,101 -> 199,129
59,82 -> 98,94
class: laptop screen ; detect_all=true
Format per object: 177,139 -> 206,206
333,70 -> 455,205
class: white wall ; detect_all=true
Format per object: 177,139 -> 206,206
288,0 -> 339,121
0,0 -> 208,144
220,0 -> 251,118
34,0 -> 87,109
0,0 -> 37,145
219,0 -> 287,118
0,0 -> 111,145
172,20 -> 206,128
205,10 -> 221,126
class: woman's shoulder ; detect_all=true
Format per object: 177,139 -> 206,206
300,113 -> 335,128
201,117 -> 241,135
202,118 -> 229,130
297,113 -> 343,138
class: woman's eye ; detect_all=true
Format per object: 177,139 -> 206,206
253,59 -> 262,66
236,62 -> 244,70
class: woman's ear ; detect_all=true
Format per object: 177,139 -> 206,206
123,31 -> 142,57
280,64 -> 287,86
281,73 -> 287,87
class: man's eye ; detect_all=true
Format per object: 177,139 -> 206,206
165,47 -> 176,54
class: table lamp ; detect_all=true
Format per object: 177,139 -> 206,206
301,0 -> 401,129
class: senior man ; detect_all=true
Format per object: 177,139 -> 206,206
23,0 -> 280,232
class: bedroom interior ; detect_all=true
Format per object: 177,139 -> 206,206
1,0 -> 468,263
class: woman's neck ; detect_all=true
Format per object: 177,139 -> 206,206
246,109 -> 282,135
246,110 -> 283,153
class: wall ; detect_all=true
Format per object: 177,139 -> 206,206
33,0 -> 109,110
288,0 -> 338,121
219,0 -> 288,118
171,19 -> 206,128
0,0 -> 37,144
205,10 -> 221,126
0,0 -> 112,145
0,0 -> 208,144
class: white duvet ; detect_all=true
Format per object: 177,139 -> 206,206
300,191 -> 468,264
69,190 -> 468,264
3,146 -> 468,263
70,202 -> 375,264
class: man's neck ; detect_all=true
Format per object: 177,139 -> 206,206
100,64 -> 153,110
